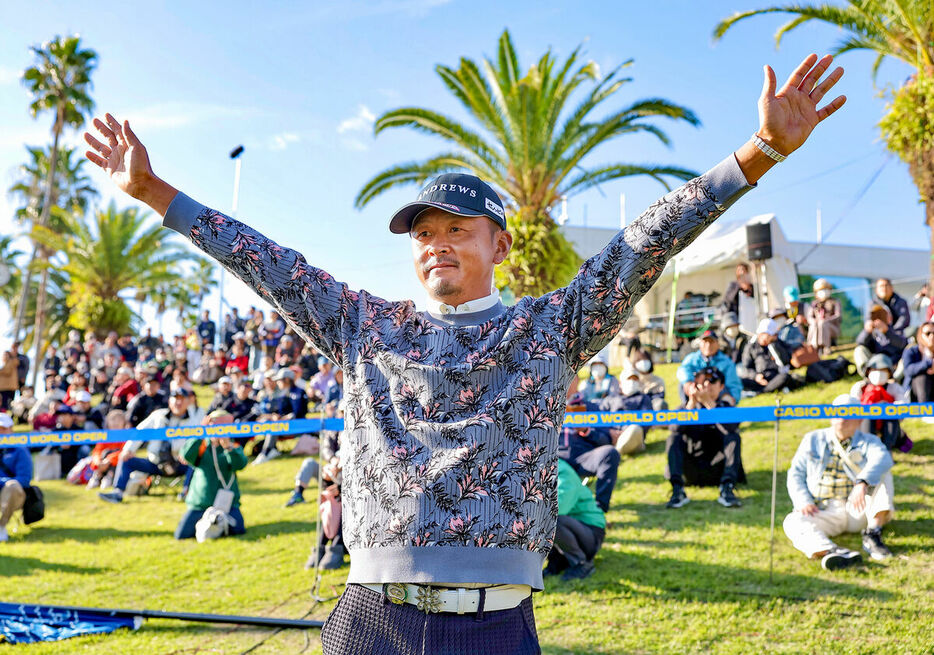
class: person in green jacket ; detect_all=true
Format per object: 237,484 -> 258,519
545,458 -> 607,581
175,410 -> 248,540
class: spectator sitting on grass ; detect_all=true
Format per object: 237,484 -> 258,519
578,357 -> 620,403
850,354 -> 912,452
665,366 -> 745,509
227,381 -> 257,422
855,304 -> 907,379
601,365 -> 655,456
782,394 -> 895,569
207,376 -> 235,414
543,458 -> 606,581
254,368 -> 307,464
10,386 -> 36,424
99,387 -> 203,504
872,278 -> 910,337
0,412 -> 31,542
769,304 -> 805,351
740,318 -> 805,395
126,375 -> 168,427
109,366 -> 140,412
175,409 -> 248,540
630,351 -> 666,410
191,348 -> 226,385
900,321 -> 934,412
677,328 -> 742,403
558,394 -> 621,513
87,410 -> 129,490
307,357 -> 336,407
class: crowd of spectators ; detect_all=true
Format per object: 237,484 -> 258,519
0,277 -> 929,575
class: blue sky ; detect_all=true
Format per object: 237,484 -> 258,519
0,0 -> 924,348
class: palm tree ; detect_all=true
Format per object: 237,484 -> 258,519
31,202 -> 207,381
714,1 -> 934,280
0,236 -> 24,311
9,145 -> 97,335
18,35 -> 97,365
356,29 -> 700,296
7,268 -> 71,352
187,259 -> 219,314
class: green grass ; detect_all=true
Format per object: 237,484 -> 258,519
3,361 -> 933,654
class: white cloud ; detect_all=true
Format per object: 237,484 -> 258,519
337,104 -> 376,135
125,102 -> 258,130
0,66 -> 20,85
304,0 -> 451,21
269,132 -> 301,151
337,105 -> 377,152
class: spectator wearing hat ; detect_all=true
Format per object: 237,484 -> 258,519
806,278 -> 841,356
718,312 -> 749,366
578,358 -> 620,403
602,365 -> 656,456
53,404 -> 89,477
0,413 -> 31,542
254,368 -> 308,464
176,410 -> 248,540
873,278 -> 910,337
543,458 -> 607,581
665,366 -> 745,509
855,304 -> 908,378
741,318 -> 805,394
99,387 -> 204,504
677,328 -> 742,403
630,351 -> 666,410
850,354 -> 911,451
770,296 -> 806,350
901,321 -> 934,409
298,344 -> 321,380
720,263 -> 757,334
783,394 -> 895,569
0,351 -> 17,411
208,376 -> 236,414
307,356 -> 337,407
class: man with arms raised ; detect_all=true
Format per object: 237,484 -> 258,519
85,55 -> 844,654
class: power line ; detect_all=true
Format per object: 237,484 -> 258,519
795,155 -> 892,268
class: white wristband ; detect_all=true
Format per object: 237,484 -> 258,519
752,134 -> 787,162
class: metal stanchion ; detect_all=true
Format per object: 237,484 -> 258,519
769,397 -> 781,583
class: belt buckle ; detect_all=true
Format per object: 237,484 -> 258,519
384,583 -> 407,606
414,586 -> 442,614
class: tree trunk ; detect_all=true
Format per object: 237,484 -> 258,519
29,108 -> 64,389
928,199 -> 934,286
12,243 -> 38,340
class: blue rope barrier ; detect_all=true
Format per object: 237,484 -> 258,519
2,403 -> 932,449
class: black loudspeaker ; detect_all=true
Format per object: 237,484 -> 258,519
746,222 -> 773,260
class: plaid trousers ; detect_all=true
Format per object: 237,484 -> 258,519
320,584 -> 541,655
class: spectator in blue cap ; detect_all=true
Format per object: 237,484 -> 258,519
677,328 -> 742,403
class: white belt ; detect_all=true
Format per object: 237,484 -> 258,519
360,583 -> 531,614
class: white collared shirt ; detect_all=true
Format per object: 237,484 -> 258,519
425,289 -> 500,316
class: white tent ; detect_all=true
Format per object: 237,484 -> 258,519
631,213 -> 798,324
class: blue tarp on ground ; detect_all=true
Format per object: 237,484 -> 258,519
0,602 -> 139,644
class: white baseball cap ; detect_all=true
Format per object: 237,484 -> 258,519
74,390 -> 92,403
0,413 -> 13,429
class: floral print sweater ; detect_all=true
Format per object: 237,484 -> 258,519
163,154 -> 753,589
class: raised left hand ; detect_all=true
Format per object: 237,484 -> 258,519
757,54 -> 846,156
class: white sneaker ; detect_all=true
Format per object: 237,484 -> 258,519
86,476 -> 101,490
0,526 -> 8,542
